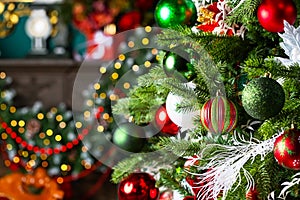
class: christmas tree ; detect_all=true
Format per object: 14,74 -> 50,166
95,0 -> 300,199
2,0 -> 300,199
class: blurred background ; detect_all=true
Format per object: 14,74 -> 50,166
0,0 -> 157,199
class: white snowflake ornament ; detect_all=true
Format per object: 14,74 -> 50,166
276,21 -> 300,66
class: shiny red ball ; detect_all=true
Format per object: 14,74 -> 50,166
155,104 -> 179,135
118,173 -> 159,200
257,0 -> 297,32
274,129 -> 300,170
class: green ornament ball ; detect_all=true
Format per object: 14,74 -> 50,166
112,123 -> 146,152
163,52 -> 195,81
154,0 -> 197,28
242,77 -> 285,120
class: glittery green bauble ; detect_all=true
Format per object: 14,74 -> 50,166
154,0 -> 197,28
242,77 -> 285,120
112,123 -> 146,152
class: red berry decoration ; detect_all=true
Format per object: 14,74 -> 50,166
257,0 -> 297,32
274,128 -> 300,170
118,173 -> 159,200
200,96 -> 238,134
155,104 -> 179,135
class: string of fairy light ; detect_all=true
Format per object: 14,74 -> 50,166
84,26 -> 160,135
0,72 -> 96,184
0,2 -> 61,38
0,26 -> 160,184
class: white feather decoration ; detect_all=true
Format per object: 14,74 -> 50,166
188,132 -> 277,200
278,172 -> 300,199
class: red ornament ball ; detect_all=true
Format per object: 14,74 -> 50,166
274,128 -> 300,170
118,11 -> 142,31
200,96 -> 238,134
257,0 -> 297,32
155,104 -> 179,135
118,173 -> 159,200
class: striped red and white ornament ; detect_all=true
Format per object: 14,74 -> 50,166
200,96 -> 237,134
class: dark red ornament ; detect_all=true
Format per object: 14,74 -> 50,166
118,11 -> 142,31
155,104 -> 179,135
257,0 -> 297,32
246,187 -> 259,200
183,196 -> 195,200
118,173 -> 159,200
274,128 -> 300,170
135,0 -> 155,11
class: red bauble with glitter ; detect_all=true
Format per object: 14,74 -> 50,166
257,0 -> 297,32
274,128 -> 300,170
155,104 -> 179,135
118,173 -> 159,200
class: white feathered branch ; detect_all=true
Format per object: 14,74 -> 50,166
188,133 -> 277,200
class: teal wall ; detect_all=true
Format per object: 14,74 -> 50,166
0,17 -> 31,58
0,17 -> 87,59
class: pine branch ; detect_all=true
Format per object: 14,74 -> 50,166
112,135 -> 208,184
156,26 -> 251,65
112,83 -> 169,124
150,136 -> 205,157
111,153 -> 146,183
158,168 -> 191,196
111,98 -> 131,117
254,163 -> 272,199
226,0 -> 261,25
111,148 -> 181,183
161,80 -> 200,113
137,66 -> 169,87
